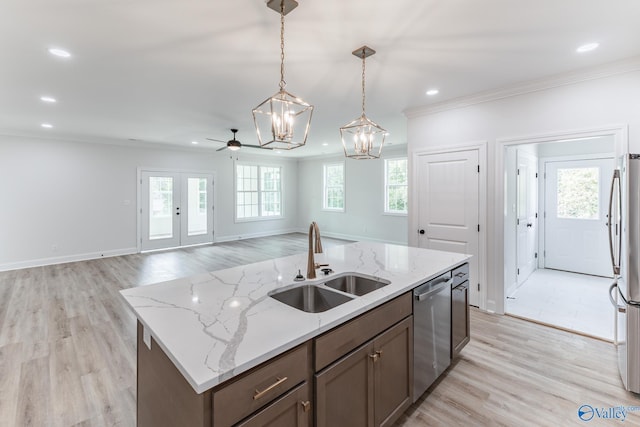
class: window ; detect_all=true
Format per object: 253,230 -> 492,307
384,158 -> 408,214
260,166 -> 282,217
557,167 -> 599,219
236,164 -> 282,220
323,162 -> 345,211
150,177 -> 173,218
197,178 -> 207,214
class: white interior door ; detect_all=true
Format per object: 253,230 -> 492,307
417,150 -> 480,306
140,171 -> 214,251
516,151 -> 538,284
544,158 -> 613,277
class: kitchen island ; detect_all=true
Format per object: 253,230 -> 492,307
120,241 -> 470,426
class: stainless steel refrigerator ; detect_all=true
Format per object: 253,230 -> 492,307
608,153 -> 640,394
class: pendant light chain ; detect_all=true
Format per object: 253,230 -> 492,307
361,49 -> 366,116
279,2 -> 286,90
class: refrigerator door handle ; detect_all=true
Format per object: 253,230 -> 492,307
608,170 -> 621,275
610,282 -> 629,313
609,283 -> 619,308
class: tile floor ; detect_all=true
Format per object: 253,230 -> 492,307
505,268 -> 615,341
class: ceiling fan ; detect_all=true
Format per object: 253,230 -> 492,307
207,129 -> 271,152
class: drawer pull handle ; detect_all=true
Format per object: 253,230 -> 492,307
301,400 -> 311,412
253,376 -> 288,400
375,350 -> 383,357
369,353 -> 379,362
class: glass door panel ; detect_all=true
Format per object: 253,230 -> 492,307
141,172 -> 181,251
149,176 -> 175,240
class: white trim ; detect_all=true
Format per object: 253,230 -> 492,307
496,124 -> 628,315
213,228 -> 300,243
405,56 -> 640,119
0,247 -> 138,272
409,141 -> 488,311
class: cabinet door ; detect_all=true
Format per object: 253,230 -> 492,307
373,316 -> 413,427
315,342 -> 375,427
451,282 -> 470,357
237,382 -> 311,427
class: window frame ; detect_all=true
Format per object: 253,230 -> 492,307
234,162 -> 284,222
323,161 -> 346,212
383,157 -> 408,216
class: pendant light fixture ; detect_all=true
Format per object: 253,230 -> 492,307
340,46 -> 386,159
252,0 -> 313,150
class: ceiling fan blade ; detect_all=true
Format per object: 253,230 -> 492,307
244,144 -> 273,150
216,146 -> 228,152
206,138 -> 226,143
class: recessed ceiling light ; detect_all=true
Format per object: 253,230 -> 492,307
322,143 -> 329,146
191,141 -> 199,145
576,43 -> 599,53
48,48 -> 71,58
426,89 -> 439,96
384,132 -> 391,136
40,96 -> 57,103
41,123 -> 53,128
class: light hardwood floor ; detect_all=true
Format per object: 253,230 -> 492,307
1,234 -> 638,426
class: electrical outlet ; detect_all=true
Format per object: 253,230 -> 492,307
52,244 -> 58,252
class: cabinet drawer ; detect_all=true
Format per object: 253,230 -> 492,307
213,342 -> 310,427
452,263 -> 469,286
236,382 -> 311,427
314,292 -> 412,372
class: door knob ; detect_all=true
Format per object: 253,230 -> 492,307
526,223 -> 532,228
419,229 -> 425,235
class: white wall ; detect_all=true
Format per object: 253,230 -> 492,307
0,135 -> 299,270
407,66 -> 640,313
297,146 -> 408,244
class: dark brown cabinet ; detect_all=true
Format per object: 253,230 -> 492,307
315,341 -> 374,427
315,316 -> 413,427
237,382 -> 312,427
374,317 -> 413,427
136,292 -> 416,427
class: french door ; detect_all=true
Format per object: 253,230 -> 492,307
140,171 -> 214,251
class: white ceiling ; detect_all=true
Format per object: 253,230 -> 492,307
2,0 -> 640,158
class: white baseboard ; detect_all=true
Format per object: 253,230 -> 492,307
0,247 -> 138,272
213,228 -> 301,243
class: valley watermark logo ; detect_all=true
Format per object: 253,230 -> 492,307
578,404 -> 640,422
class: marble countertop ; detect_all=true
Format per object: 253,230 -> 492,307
119,241 -> 470,394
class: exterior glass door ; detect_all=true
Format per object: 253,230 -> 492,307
140,171 -> 213,251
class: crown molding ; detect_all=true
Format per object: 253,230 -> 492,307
404,55 -> 640,119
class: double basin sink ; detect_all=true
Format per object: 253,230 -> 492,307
269,273 -> 390,313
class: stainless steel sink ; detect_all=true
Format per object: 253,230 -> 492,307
270,285 -> 354,313
323,274 -> 391,296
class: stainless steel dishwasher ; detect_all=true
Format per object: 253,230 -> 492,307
413,271 -> 452,401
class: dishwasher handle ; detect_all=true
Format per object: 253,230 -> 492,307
414,278 -> 453,301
